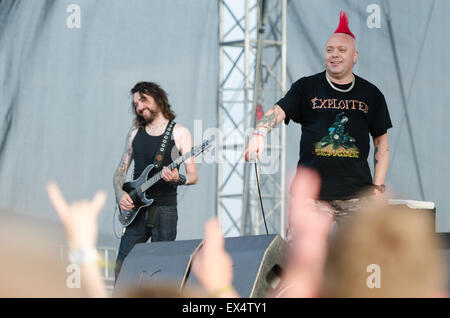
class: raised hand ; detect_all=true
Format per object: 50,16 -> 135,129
191,218 -> 238,297
46,182 -> 106,249
274,167 -> 333,298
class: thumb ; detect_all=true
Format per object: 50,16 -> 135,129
91,190 -> 107,216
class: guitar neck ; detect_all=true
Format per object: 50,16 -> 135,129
141,151 -> 192,192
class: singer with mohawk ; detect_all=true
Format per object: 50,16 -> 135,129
245,12 -> 392,232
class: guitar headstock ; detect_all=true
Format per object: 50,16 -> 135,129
191,136 -> 214,158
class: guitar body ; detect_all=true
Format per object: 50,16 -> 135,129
117,137 -> 212,228
118,164 -> 155,227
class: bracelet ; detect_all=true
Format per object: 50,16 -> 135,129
252,132 -> 265,138
253,129 -> 267,138
173,174 -> 187,186
373,184 -> 386,193
253,130 -> 266,136
211,284 -> 237,297
68,247 -> 99,265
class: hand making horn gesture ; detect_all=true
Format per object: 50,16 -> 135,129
46,182 -> 107,249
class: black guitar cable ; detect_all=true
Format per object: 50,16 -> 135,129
113,204 -> 124,239
251,153 -> 269,235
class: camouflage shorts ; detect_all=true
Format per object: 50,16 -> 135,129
312,196 -> 374,226
285,196 -> 374,243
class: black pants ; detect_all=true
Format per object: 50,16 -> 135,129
114,205 -> 178,281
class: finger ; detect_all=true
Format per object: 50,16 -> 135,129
120,196 -> 132,209
203,218 -> 224,250
46,182 -> 69,218
121,204 -> 132,211
91,190 -> 107,215
126,195 -> 133,205
165,170 -> 174,181
191,249 -> 203,275
289,168 -> 322,228
166,169 -> 174,178
290,167 -> 321,202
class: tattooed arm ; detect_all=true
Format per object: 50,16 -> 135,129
113,126 -> 138,210
255,105 -> 286,135
244,105 -> 286,161
372,133 -> 390,195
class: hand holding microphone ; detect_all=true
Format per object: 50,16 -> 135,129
244,130 -> 266,162
250,152 -> 259,163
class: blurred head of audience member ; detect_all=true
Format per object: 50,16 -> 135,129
116,283 -> 208,298
0,213 -> 87,297
321,203 -> 448,297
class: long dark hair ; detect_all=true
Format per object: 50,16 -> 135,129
130,82 -> 176,129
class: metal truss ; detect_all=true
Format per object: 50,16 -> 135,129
217,0 -> 286,237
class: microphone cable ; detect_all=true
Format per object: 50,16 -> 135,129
251,154 -> 269,235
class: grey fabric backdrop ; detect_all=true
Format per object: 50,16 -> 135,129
0,0 -> 218,247
284,0 -> 449,232
1,0 -> 449,254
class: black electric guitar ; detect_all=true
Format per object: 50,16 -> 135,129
118,138 -> 212,227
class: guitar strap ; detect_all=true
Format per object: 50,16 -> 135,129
153,121 -> 175,169
146,121 -> 175,228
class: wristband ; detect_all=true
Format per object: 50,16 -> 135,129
252,132 -> 265,138
173,174 -> 187,186
253,129 -> 267,138
373,184 -> 386,193
211,284 -> 237,297
68,247 -> 99,265
253,129 -> 266,136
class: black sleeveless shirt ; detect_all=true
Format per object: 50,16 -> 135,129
132,125 -> 179,206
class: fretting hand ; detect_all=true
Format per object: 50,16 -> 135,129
161,166 -> 180,183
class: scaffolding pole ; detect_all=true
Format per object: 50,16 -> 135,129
217,0 -> 286,237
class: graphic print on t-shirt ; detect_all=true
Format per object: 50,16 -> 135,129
314,112 -> 359,158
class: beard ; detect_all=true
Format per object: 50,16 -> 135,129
138,109 -> 159,124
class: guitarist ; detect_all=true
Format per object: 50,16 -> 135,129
113,82 -> 198,280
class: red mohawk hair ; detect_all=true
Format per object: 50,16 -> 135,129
334,11 -> 355,39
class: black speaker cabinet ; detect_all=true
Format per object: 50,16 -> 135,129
114,234 -> 287,297
113,239 -> 202,296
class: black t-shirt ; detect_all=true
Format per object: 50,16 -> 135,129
277,71 -> 392,200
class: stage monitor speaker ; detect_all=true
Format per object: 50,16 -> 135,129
114,234 -> 287,298
187,234 -> 287,297
113,239 -> 203,296
389,199 -> 436,230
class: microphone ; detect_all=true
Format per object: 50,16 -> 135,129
249,152 -> 259,163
